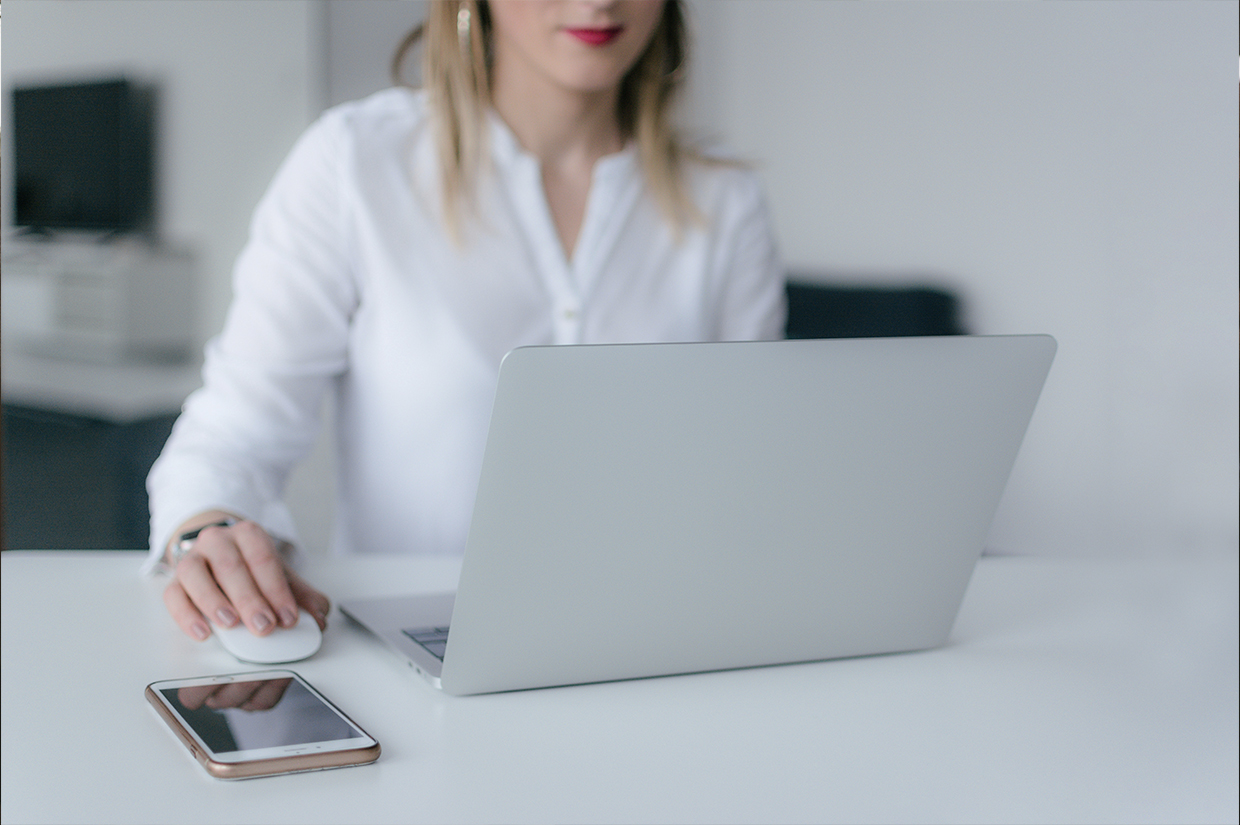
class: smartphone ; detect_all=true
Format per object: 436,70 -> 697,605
145,670 -> 380,780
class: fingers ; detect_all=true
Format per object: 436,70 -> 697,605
230,521 -> 301,631
169,520 -> 301,638
174,549 -> 240,631
164,578 -> 212,641
176,684 -> 218,710
287,568 -> 332,630
203,680 -> 265,710
175,679 -> 290,712
238,678 -> 292,711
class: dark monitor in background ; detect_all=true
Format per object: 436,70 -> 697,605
12,78 -> 156,235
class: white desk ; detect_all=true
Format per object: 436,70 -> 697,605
2,551 -> 1236,824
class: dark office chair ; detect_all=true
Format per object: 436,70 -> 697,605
784,279 -> 967,339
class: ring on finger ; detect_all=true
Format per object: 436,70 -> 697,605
171,518 -> 237,565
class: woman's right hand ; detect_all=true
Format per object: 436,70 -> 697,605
162,513 -> 330,641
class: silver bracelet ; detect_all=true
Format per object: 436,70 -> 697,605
170,518 -> 237,565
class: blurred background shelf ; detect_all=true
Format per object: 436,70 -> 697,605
1,350 -> 201,550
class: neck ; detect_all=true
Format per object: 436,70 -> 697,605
490,69 -> 625,172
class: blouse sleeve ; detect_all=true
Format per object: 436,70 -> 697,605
708,167 -> 787,342
143,109 -> 360,573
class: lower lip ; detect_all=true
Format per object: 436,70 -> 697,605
565,27 -> 623,46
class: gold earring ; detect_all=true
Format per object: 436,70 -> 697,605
457,4 -> 471,50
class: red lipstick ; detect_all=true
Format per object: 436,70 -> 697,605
565,26 -> 623,46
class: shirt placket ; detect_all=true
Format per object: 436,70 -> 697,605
509,155 -> 583,345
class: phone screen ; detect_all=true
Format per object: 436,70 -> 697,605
158,675 -> 367,755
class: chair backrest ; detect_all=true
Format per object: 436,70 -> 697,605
785,280 -> 966,340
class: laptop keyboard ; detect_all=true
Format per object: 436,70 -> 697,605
402,626 -> 450,660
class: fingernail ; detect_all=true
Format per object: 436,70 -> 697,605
280,608 -> 298,627
216,607 -> 238,626
191,622 -> 210,641
253,612 -> 272,632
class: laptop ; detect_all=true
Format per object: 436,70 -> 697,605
341,335 -> 1055,695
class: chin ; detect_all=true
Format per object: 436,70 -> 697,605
555,63 -> 634,95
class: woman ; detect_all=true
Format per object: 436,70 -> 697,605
147,0 -> 786,642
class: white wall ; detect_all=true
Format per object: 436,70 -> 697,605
688,0 -> 1239,558
323,0 -> 425,108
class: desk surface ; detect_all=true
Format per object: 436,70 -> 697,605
2,551 -> 1236,825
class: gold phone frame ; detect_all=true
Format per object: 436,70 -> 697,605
145,670 -> 380,780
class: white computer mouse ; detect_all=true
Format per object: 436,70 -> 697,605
213,609 -> 322,663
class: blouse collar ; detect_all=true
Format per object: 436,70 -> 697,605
487,109 -> 637,181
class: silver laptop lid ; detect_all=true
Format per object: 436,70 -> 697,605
440,335 -> 1055,695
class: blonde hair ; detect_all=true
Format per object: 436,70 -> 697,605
392,0 -> 696,240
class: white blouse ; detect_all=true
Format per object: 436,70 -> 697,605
145,88 -> 785,572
